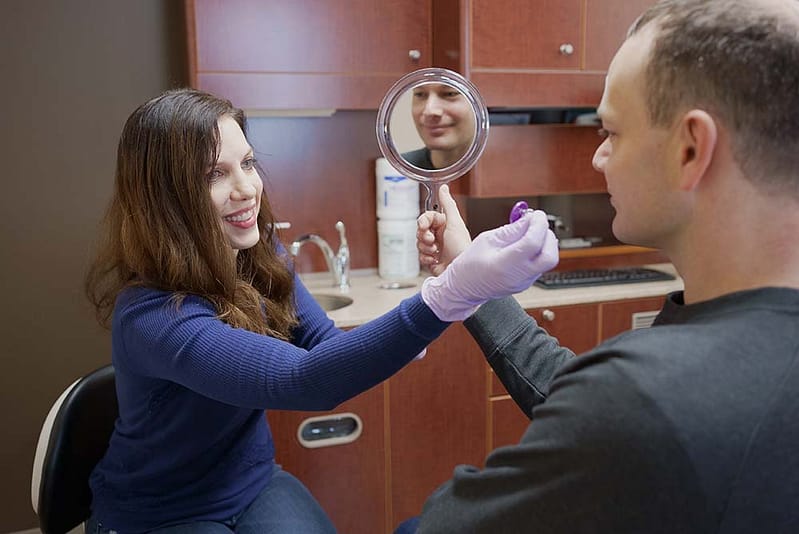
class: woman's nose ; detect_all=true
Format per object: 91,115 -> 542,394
230,174 -> 256,200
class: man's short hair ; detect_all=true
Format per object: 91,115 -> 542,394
631,0 -> 799,197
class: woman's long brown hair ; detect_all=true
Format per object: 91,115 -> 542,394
86,89 -> 297,338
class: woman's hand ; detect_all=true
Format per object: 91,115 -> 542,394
417,185 -> 472,276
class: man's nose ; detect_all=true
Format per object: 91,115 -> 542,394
423,96 -> 443,116
592,139 -> 609,172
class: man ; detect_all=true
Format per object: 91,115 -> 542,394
410,0 -> 799,531
402,82 -> 476,170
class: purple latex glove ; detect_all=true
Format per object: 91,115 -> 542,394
421,210 -> 559,322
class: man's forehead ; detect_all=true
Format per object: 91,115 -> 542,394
599,28 -> 654,117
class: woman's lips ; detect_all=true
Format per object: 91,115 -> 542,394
224,206 -> 257,228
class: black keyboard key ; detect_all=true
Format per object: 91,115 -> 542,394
534,267 -> 676,289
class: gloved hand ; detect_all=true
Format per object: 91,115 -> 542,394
421,210 -> 559,322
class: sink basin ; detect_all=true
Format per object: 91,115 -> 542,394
311,293 -> 354,312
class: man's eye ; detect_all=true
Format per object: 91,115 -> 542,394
597,128 -> 612,139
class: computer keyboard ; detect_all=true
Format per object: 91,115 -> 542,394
534,267 -> 676,289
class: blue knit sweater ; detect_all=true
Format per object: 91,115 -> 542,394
89,275 -> 448,532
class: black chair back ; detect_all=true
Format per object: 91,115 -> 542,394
37,364 -> 117,534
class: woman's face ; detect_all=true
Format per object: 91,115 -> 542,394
208,115 -> 263,253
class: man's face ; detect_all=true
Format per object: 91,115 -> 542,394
411,83 -> 475,159
592,27 -> 686,250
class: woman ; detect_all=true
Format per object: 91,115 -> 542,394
84,88 -> 557,533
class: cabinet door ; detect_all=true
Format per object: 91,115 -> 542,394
469,124 -> 606,197
585,0 -> 658,70
600,295 -> 666,341
188,0 -> 431,109
268,384 -> 388,534
490,396 -> 532,449
471,0 -> 582,70
388,323 -> 487,527
490,303 -> 599,396
464,0 -> 657,107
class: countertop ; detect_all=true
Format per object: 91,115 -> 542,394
301,263 -> 683,328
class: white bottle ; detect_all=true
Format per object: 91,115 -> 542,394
377,219 -> 420,280
376,157 -> 419,220
375,158 -> 420,281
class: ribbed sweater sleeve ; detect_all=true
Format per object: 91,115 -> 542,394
114,279 -> 449,411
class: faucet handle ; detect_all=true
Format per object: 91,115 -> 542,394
333,221 -> 350,291
335,221 -> 348,247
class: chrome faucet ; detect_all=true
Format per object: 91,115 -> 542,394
289,221 -> 350,291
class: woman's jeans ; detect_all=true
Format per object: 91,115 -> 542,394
85,467 -> 336,534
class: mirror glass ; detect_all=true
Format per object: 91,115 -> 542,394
376,68 -> 489,211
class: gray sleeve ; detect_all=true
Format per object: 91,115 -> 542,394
464,297 -> 576,417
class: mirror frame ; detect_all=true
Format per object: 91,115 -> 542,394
376,68 -> 490,184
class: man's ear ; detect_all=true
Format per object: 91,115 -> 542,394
676,109 -> 717,191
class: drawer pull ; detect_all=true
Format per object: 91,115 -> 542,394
542,309 -> 556,321
297,412 -> 363,449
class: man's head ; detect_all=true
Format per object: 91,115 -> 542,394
593,0 -> 799,248
411,83 -> 476,168
632,0 -> 799,196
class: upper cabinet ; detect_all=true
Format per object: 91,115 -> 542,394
185,0 -> 432,110
434,0 -> 656,107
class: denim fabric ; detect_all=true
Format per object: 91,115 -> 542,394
394,516 -> 420,534
86,467 -> 336,534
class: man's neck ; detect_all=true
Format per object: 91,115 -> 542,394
669,193 -> 799,305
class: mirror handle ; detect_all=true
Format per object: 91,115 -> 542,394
423,183 -> 442,213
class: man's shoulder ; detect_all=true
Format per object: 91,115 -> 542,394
401,147 -> 433,169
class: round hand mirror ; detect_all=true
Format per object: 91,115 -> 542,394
376,68 -> 489,211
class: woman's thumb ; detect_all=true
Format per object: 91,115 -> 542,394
439,185 -> 466,227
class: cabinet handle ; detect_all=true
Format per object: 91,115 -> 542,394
542,309 -> 556,322
297,412 -> 363,449
408,49 -> 422,61
559,43 -> 575,56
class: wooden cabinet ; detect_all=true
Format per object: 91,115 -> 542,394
600,294 -> 666,341
268,384 -> 388,534
387,322 -> 488,528
469,124 -> 607,197
269,323 -> 487,534
186,0 -> 431,110
436,0 -> 656,107
440,0 -> 658,202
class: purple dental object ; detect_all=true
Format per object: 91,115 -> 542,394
509,200 -> 532,224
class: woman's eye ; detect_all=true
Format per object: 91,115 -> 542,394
242,157 -> 257,171
597,128 -> 614,140
207,168 -> 224,181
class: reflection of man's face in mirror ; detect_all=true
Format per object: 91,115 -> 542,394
411,83 -> 476,169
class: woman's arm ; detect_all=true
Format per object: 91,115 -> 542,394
116,285 -> 447,411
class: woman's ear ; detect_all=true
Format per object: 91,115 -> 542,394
676,109 -> 717,191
